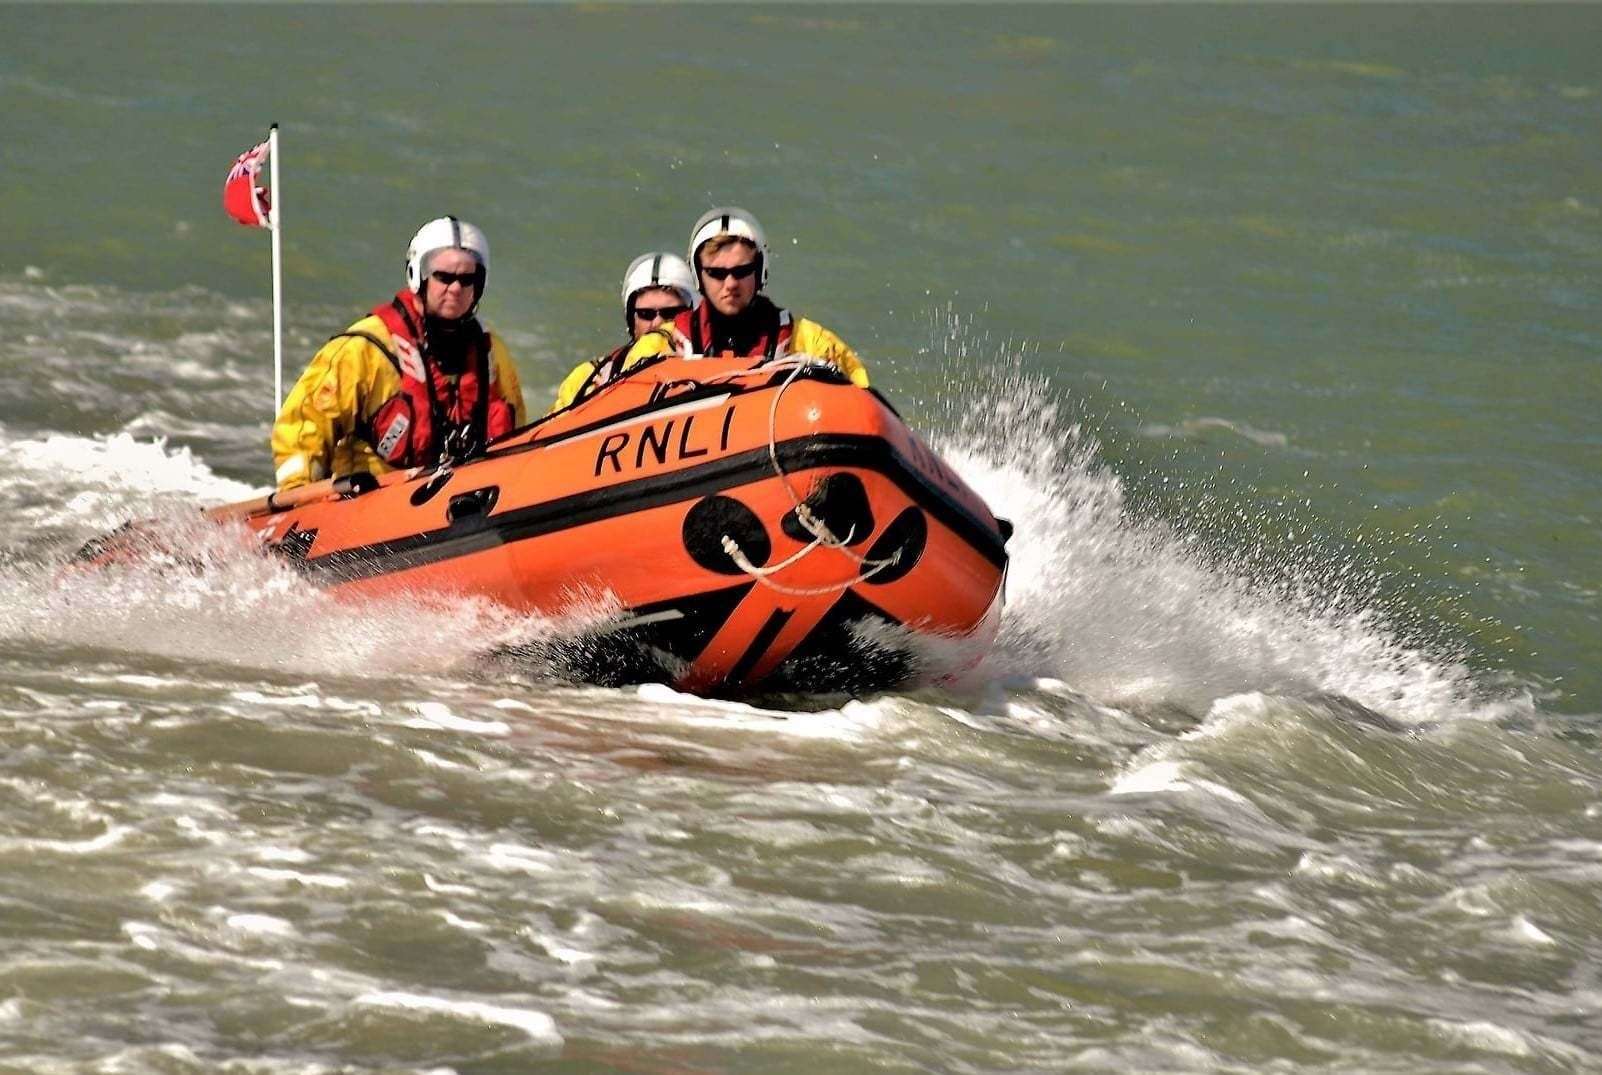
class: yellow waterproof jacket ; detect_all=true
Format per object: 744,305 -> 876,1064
271,312 -> 527,490
549,312 -> 868,413
548,343 -> 630,417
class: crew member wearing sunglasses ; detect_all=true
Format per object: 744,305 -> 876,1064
272,216 -> 528,491
548,207 -> 868,413
549,251 -> 698,412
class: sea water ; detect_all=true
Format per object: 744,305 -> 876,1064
1,6 -> 1599,1072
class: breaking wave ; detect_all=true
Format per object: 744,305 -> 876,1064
0,360 -> 1531,726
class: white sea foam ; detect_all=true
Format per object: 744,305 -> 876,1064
140,881 -> 180,903
1139,415 -> 1290,448
0,518 -> 588,686
422,873 -> 476,897
108,676 -> 175,693
480,842 -> 565,875
122,921 -> 163,951
527,932 -> 598,969
1294,851 -> 1387,891
246,867 -> 351,890
0,423 -> 617,683
401,702 -> 512,737
436,910 -> 489,933
545,946 -> 597,969
1185,692 -> 1287,738
1109,759 -> 1191,796
1445,884 -> 1501,917
144,792 -> 232,822
412,747 -> 470,770
1425,1018 -> 1533,1057
92,1043 -> 209,1073
632,682 -> 890,738
3,824 -> 128,856
353,991 -> 562,1047
1106,758 -> 1257,811
2,426 -> 258,529
620,882 -> 743,918
564,989 -> 623,1011
229,690 -> 326,710
170,813 -> 229,846
224,912 -> 299,939
1507,916 -> 1557,946
932,371 -> 1506,725
634,681 -> 796,718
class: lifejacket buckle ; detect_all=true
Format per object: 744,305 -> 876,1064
441,423 -> 482,466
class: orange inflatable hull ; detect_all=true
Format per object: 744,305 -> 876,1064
96,358 -> 1010,694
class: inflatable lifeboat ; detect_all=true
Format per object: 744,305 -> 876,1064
82,356 -> 1011,695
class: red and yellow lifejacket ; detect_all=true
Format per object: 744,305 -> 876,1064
676,296 -> 794,360
338,290 -> 516,467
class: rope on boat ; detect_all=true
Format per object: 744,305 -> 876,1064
712,357 -> 903,596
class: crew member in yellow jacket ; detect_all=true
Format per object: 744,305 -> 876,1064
272,216 -> 528,491
550,207 -> 867,412
549,250 -> 698,412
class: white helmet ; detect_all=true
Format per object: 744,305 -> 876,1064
620,251 -> 696,312
688,206 -> 769,287
405,215 -> 490,297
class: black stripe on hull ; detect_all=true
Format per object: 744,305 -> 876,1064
489,582 -> 756,688
292,434 -> 1007,586
762,589 -> 913,695
728,607 -> 795,687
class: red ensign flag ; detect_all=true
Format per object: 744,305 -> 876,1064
223,138 -> 273,228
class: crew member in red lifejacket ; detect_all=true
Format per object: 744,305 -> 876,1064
549,207 -> 868,411
271,216 -> 527,491
549,251 -> 697,413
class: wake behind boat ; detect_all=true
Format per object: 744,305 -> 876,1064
80,355 -> 1010,695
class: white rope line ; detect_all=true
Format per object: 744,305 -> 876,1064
721,528 -> 840,578
722,532 -> 900,597
710,357 -> 903,596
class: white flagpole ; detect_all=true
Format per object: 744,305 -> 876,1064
268,123 -> 283,412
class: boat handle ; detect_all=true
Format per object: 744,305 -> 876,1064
447,486 -> 499,523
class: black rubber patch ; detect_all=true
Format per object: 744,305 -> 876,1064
409,470 -> 453,507
863,507 -> 927,585
781,473 -> 873,547
683,495 -> 770,575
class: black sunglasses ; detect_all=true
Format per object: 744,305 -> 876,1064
633,304 -> 688,321
430,269 -> 479,288
700,261 -> 759,282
